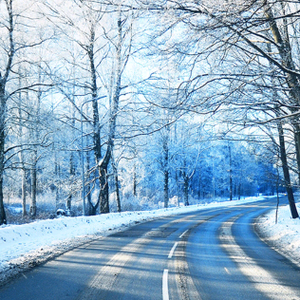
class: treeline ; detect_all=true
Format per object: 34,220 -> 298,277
0,0 -> 299,224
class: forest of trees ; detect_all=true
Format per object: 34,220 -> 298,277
0,0 -> 300,225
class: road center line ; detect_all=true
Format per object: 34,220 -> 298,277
162,269 -> 169,300
179,230 -> 188,238
168,242 -> 178,259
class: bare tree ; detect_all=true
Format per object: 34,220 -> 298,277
132,0 -> 300,217
43,0 -> 137,214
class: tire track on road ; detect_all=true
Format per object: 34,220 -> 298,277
219,216 -> 300,300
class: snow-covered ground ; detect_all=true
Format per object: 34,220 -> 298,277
256,200 -> 300,265
0,196 -> 299,285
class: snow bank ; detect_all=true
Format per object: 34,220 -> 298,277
0,197 -> 263,274
0,195 -> 299,284
256,202 -> 300,264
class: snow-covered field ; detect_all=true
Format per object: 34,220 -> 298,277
0,196 -> 299,285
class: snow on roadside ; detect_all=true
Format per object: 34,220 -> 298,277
0,195 -> 299,285
0,197 -> 263,282
256,202 -> 300,264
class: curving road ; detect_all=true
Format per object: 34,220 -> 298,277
1,198 -> 300,300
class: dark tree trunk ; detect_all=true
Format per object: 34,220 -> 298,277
164,170 -> 169,208
89,28 -> 108,215
88,201 -> 99,216
66,152 -> 75,212
112,155 -> 121,213
30,85 -> 41,217
133,164 -> 137,197
0,176 -> 6,225
0,81 -> 7,224
85,150 -> 92,214
163,138 -> 169,208
0,119 -> 6,225
66,195 -> 72,212
99,165 -> 109,213
183,172 -> 189,206
98,15 -> 122,214
0,1 -> 14,225
21,169 -> 27,216
86,159 -> 99,216
115,171 -> 121,213
293,128 -> 300,186
198,169 -> 202,200
18,75 -> 27,217
277,121 -> 299,218
86,12 -> 123,215
30,150 -> 37,217
265,4 -> 300,190
89,23 -> 111,215
228,145 -> 233,201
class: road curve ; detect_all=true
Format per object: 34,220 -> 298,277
0,198 -> 300,300
183,200 -> 300,300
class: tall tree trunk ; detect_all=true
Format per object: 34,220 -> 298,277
198,171 -> 202,200
0,67 -> 8,224
112,156 -> 121,213
30,150 -> 37,217
228,145 -> 233,201
85,9 -> 124,215
19,128 -> 27,217
0,1 -> 14,225
265,3 -> 300,186
66,152 -> 74,212
164,170 -> 169,208
0,1 -> 15,225
30,75 -> 42,217
88,23 -> 103,215
163,138 -> 169,208
54,148 -> 61,209
18,70 -> 27,217
115,172 -> 121,213
98,13 -> 123,213
99,165 -> 109,213
88,22 -> 111,214
293,126 -> 300,186
67,82 -> 76,212
0,175 -> 6,225
183,171 -> 189,206
277,121 -> 299,218
21,169 -> 27,216
133,163 -> 137,197
0,90 -> 6,224
85,149 -> 94,215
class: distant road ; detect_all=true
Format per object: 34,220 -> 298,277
1,198 -> 300,300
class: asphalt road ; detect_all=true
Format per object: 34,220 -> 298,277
1,198 -> 300,300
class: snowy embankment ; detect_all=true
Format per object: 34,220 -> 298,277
255,201 -> 300,265
0,196 -> 299,284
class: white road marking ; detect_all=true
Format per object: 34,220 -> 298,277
163,229 -> 190,299
162,269 -> 169,300
220,221 -> 299,300
179,230 -> 188,238
168,242 -> 178,259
